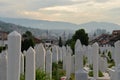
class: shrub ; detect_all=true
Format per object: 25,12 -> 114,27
52,62 -> 66,80
88,70 -> 104,77
36,69 -> 50,80
88,71 -> 93,77
89,64 -> 93,70
108,59 -> 115,68
83,56 -> 87,66
20,69 -> 50,80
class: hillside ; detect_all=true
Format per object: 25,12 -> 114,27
0,20 -> 73,38
0,17 -> 120,33
0,20 -> 47,37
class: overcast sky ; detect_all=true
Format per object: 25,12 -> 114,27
0,0 -> 120,24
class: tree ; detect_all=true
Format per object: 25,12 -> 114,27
21,31 -> 35,52
66,29 -> 89,54
72,29 -> 89,45
58,36 -> 63,47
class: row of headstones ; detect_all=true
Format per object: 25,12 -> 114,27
0,31 -> 90,80
107,41 -> 120,80
0,31 -> 55,80
67,40 -> 120,80
1,31 -> 120,80
62,39 -> 120,80
0,31 -> 72,80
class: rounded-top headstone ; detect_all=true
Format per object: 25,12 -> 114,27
75,39 -> 82,51
92,42 -> 99,49
23,50 -> 27,55
115,40 -> 120,47
66,46 -> 72,56
8,31 -> 21,37
75,39 -> 83,55
114,40 -> 120,66
92,42 -> 99,79
7,31 -> 21,80
46,49 -> 52,79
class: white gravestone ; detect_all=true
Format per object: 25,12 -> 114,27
46,50 -> 52,79
92,43 -> 99,79
67,46 -> 73,55
0,53 -> 7,80
75,39 -> 88,80
75,39 -> 83,71
99,56 -> 107,72
7,31 -> 21,80
87,45 -> 93,65
114,41 -> 120,67
66,46 -> 71,79
52,45 -> 58,63
62,46 -> 67,70
58,47 -> 63,61
34,43 -> 46,70
25,47 -> 36,80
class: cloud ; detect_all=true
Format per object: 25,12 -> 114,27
0,0 -> 120,24
0,2 -> 10,6
109,7 -> 120,13
94,0 -> 110,3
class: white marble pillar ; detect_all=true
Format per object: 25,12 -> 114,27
87,45 -> 93,65
92,42 -> 99,79
62,46 -> 67,70
99,56 -> 107,72
34,43 -> 46,70
75,39 -> 83,72
0,53 -> 7,80
52,45 -> 58,63
7,31 -> 21,80
114,41 -> 120,67
46,49 -> 52,79
114,64 -> 120,80
25,47 -> 35,80
66,47 -> 71,79
75,39 -> 88,80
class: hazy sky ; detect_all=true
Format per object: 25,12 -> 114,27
0,0 -> 120,24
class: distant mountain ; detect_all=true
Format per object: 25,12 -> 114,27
0,20 -> 73,38
79,21 -> 120,33
0,17 -> 78,30
0,20 -> 47,36
0,17 -> 120,33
